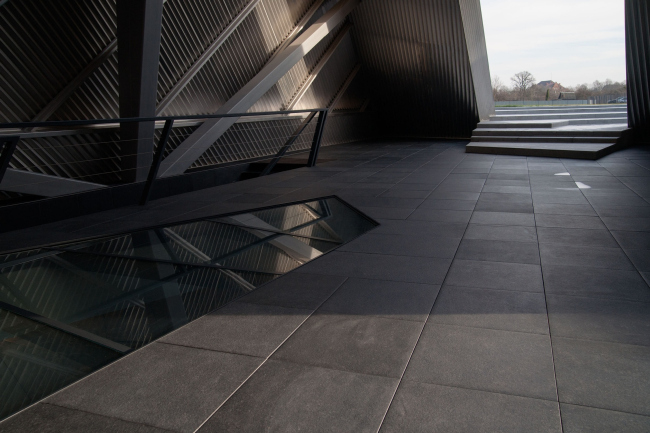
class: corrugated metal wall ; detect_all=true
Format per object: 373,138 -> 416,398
350,0 -> 480,138
626,0 -> 650,135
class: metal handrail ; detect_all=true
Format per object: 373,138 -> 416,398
0,108 -> 330,206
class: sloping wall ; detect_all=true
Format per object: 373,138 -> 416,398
626,0 -> 650,137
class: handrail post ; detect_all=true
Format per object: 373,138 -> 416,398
140,119 -> 173,205
307,109 -> 328,167
260,111 -> 317,176
0,136 -> 20,186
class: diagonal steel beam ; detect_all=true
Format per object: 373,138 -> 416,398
0,168 -> 105,197
328,62 -> 361,109
155,0 -> 263,116
158,0 -> 360,178
285,23 -> 352,110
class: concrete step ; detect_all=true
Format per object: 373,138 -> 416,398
495,106 -> 627,115
473,129 -> 623,137
470,135 -> 618,144
466,141 -> 621,160
477,121 -> 568,129
491,112 -> 627,121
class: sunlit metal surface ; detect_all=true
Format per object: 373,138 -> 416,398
0,197 -> 376,421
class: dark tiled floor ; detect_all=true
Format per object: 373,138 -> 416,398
2,141 -> 650,432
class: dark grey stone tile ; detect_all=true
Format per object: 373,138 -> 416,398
561,403 -> 650,433
547,295 -> 650,346
474,200 -> 534,213
595,206 -> 650,218
535,214 -> 606,229
537,227 -> 618,248
160,302 -> 311,357
470,211 -> 536,227
625,248 -> 650,272
237,272 -> 347,310
226,193 -> 280,204
381,382 -> 561,433
0,403 -> 171,433
456,238 -> 540,265
479,192 -> 532,204
338,232 -> 461,258
344,196 -> 423,209
600,216 -> 650,232
319,278 -> 440,322
430,285 -> 548,334
481,185 -> 531,194
489,172 -> 530,181
199,360 -> 397,433
404,323 -> 557,400
46,343 -> 262,433
588,195 -> 650,208
533,203 -> 598,216
418,199 -> 477,211
355,206 -> 413,220
484,179 -> 530,187
295,251 -> 452,285
389,182 -> 436,191
337,188 -> 389,199
373,219 -> 467,238
539,244 -> 634,270
446,259 -> 544,292
379,189 -> 430,199
426,191 -> 480,201
408,209 -> 473,224
612,231 -> 650,250
272,312 -> 422,378
532,192 -> 589,205
543,265 -> 650,301
464,224 -> 538,243
553,337 -> 650,416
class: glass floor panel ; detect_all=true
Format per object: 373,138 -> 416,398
0,197 -> 376,421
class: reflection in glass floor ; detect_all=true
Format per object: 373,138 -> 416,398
0,197 -> 376,421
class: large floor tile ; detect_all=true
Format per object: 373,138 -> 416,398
534,214 -> 606,229
470,211 -> 536,227
418,199 -> 477,210
536,227 -> 618,248
238,272 -> 347,310
430,285 -> 548,334
355,206 -> 414,220
624,248 -> 650,271
560,403 -> 650,433
553,337 -> 650,416
46,343 -> 263,433
318,278 -> 439,322
272,312 -> 422,378
373,219 -> 467,238
456,238 -> 540,265
464,224 -> 537,243
547,294 -> 650,346
445,259 -> 544,292
338,232 -> 461,258
199,360 -> 397,433
533,203 -> 598,216
611,230 -> 650,249
404,323 -> 557,400
380,382 -> 561,433
539,244 -> 634,270
160,302 -> 311,357
408,209 -> 473,223
0,403 -> 171,433
474,200 -> 534,213
295,251 -> 452,285
600,216 -> 650,232
542,265 -> 650,301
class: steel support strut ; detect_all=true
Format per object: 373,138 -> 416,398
260,112 -> 318,176
141,119 -> 174,205
308,110 -> 328,167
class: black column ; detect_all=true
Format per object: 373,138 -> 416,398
626,0 -> 650,141
116,0 -> 164,183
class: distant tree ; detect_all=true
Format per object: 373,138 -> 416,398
592,80 -> 605,92
546,89 -> 550,101
511,71 -> 536,100
491,75 -> 506,101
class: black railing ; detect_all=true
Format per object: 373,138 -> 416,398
0,109 -> 329,206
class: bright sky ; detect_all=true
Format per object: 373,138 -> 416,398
481,0 -> 626,88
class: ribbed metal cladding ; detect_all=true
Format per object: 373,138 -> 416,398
350,0 -> 480,138
626,0 -> 650,135
332,69 -> 368,111
162,0 -> 315,117
0,0 -> 116,123
458,0 -> 495,121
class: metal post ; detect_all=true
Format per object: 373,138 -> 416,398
307,110 -> 328,167
260,112 -> 317,176
0,136 -> 19,186
140,119 -> 173,205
